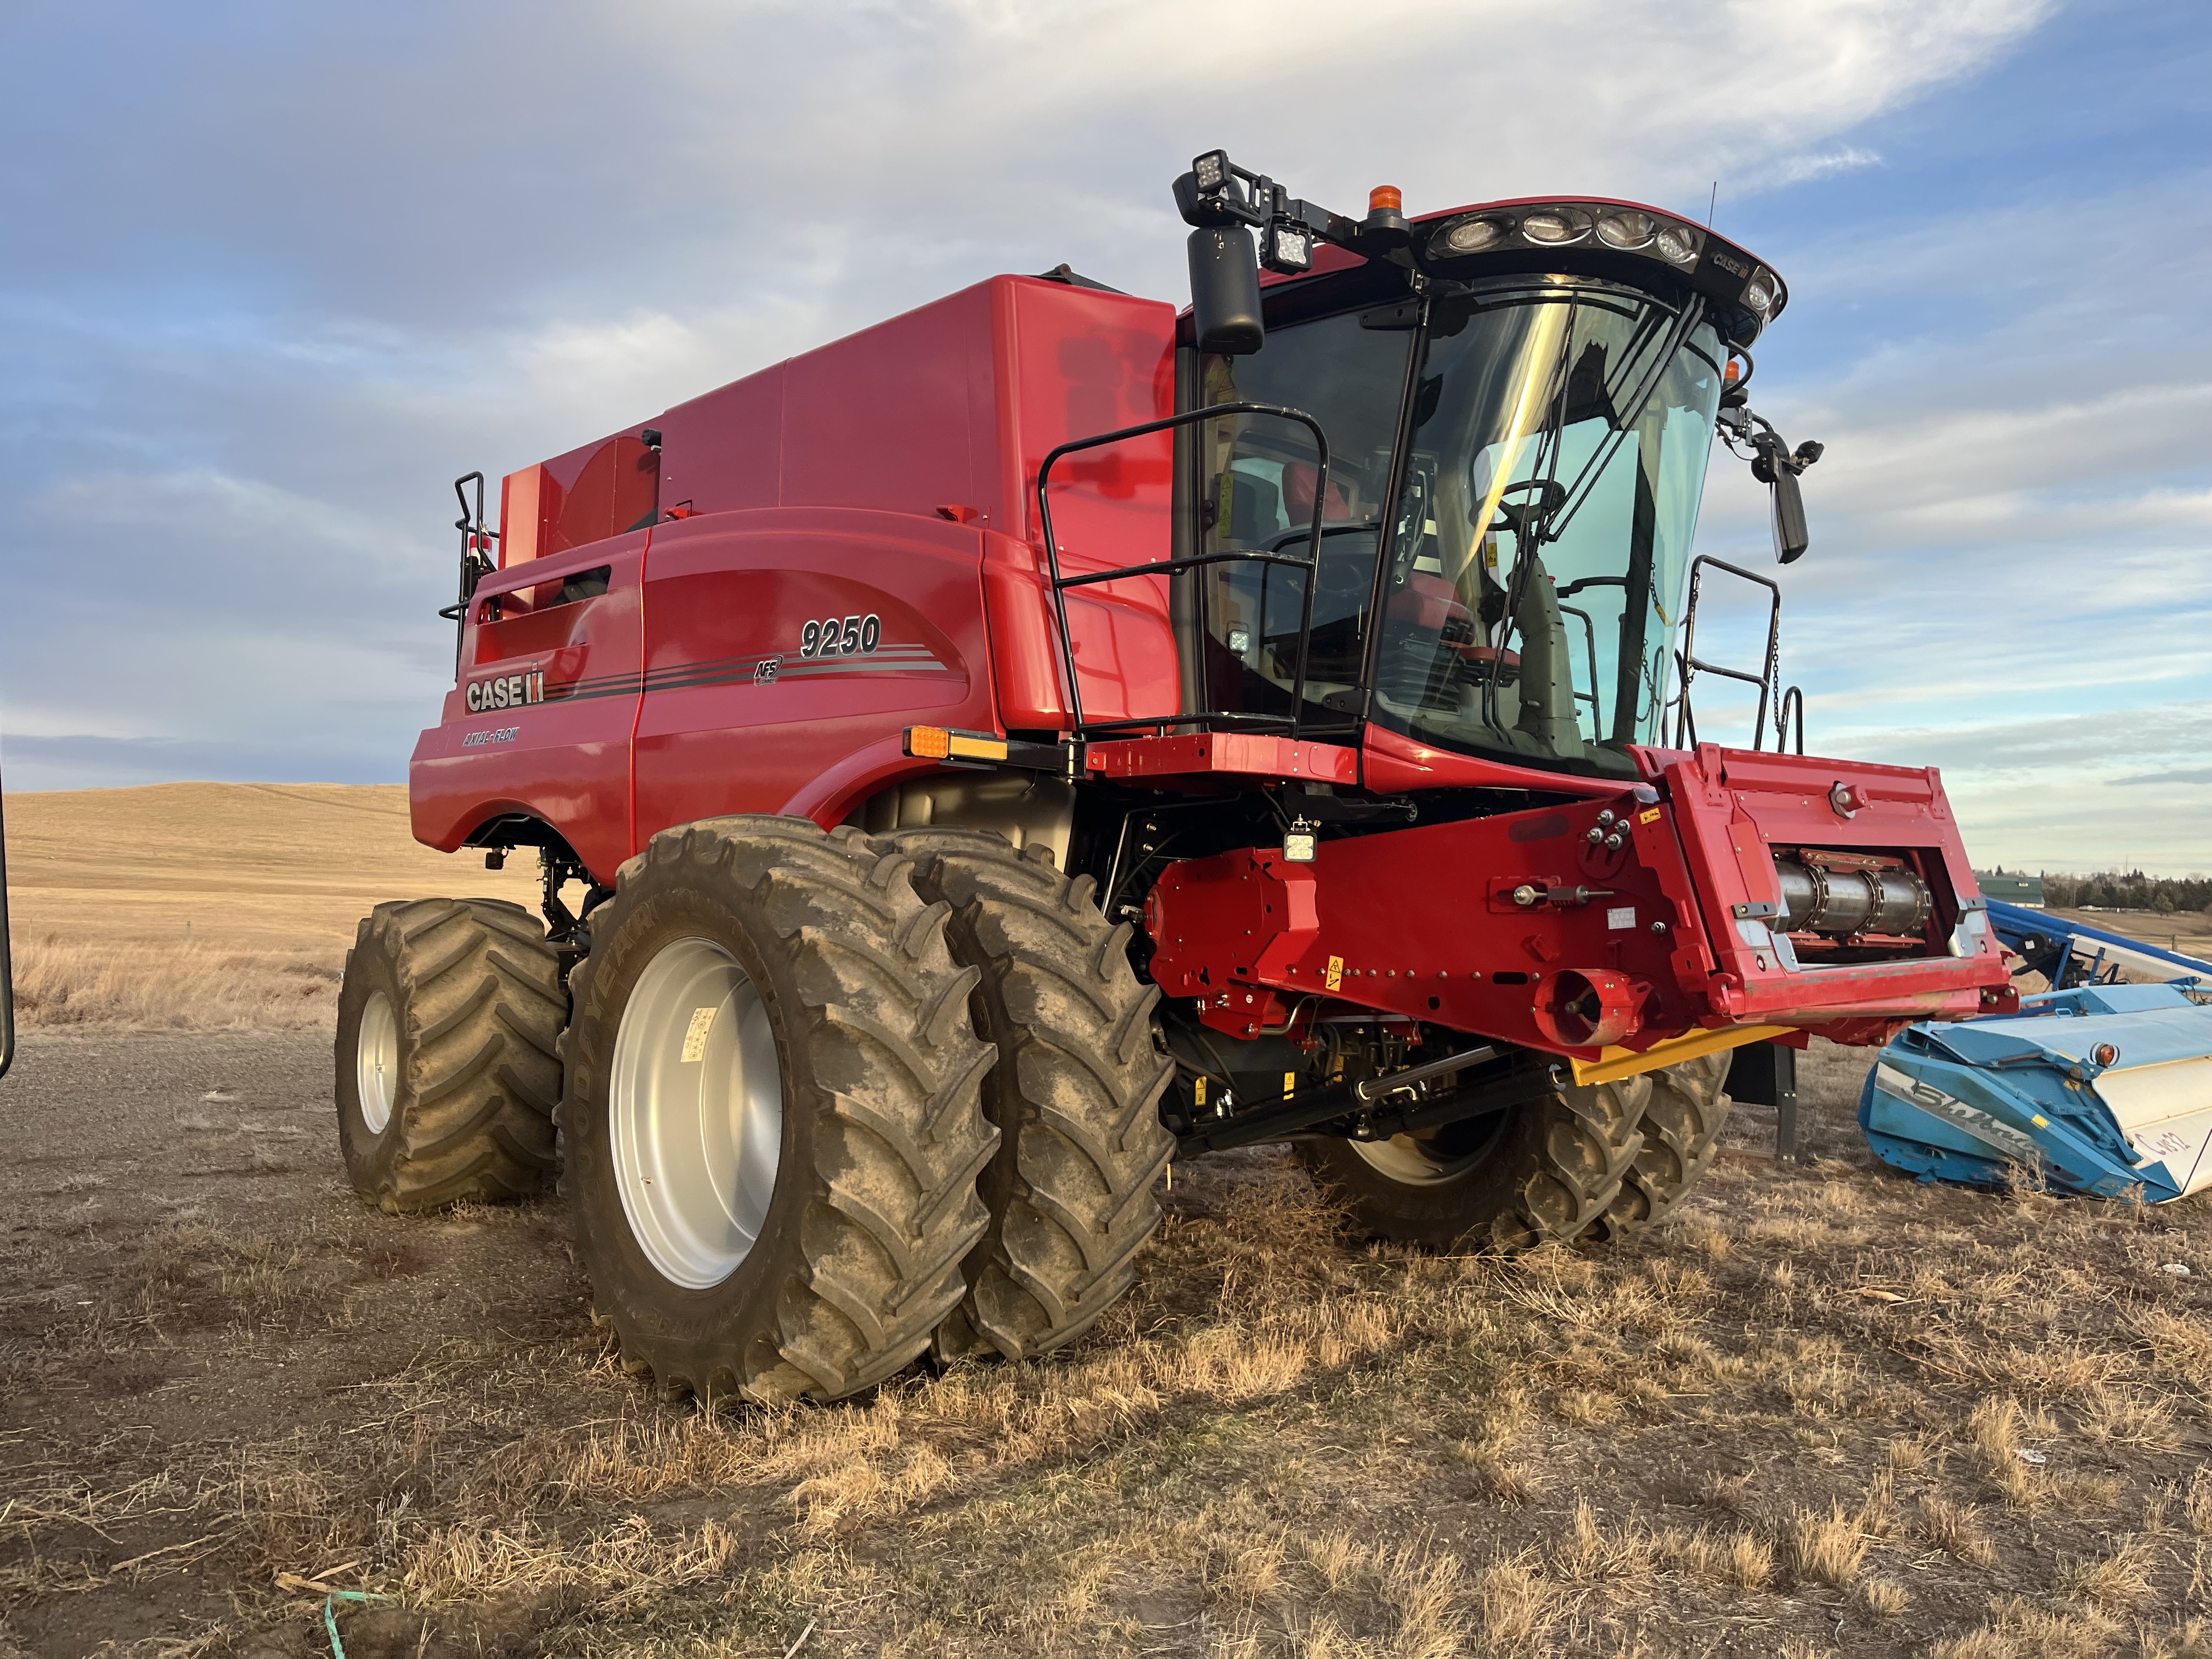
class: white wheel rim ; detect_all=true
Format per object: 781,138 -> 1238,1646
610,936 -> 783,1289
356,989 -> 399,1135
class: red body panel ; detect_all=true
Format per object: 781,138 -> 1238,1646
1657,746 -> 1998,1025
631,510 -> 995,835
1145,746 -> 2011,1059
411,533 -> 647,879
413,275 -> 1182,881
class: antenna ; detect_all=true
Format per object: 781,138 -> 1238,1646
1707,182 -> 1718,227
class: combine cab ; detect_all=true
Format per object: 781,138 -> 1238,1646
340,152 -> 2013,1401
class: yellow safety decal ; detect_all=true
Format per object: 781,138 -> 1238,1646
1283,1071 -> 1297,1097
2032,1114 -> 2049,1127
1640,806 -> 1662,825
1194,1075 -> 1208,1105
1324,955 -> 1344,991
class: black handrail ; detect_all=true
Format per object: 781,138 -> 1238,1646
1035,402 -> 1330,739
1671,555 -> 1783,750
1557,602 -> 1604,739
1776,684 -> 1805,754
438,472 -> 499,675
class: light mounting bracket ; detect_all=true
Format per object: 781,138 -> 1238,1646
1173,149 -> 1364,275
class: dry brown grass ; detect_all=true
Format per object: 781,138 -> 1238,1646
12,934 -> 341,1029
4,1141 -> 2212,1654
8,802 -> 2212,1651
7,1109 -> 2212,1655
4,781 -> 539,1028
1785,1500 -> 1869,1587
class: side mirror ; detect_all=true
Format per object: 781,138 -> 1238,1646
1770,466 -> 1809,565
1188,224 -> 1264,355
1734,415 -> 1818,566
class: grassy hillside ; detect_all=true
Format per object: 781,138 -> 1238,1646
4,782 -> 540,1027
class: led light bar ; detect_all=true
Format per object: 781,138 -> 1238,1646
1422,201 -> 1787,331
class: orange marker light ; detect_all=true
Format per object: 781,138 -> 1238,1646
1369,185 -> 1403,213
906,726 -> 952,760
1725,359 -> 1743,382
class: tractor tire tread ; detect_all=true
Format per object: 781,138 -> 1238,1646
1487,1074 -> 1649,1250
1585,1052 -> 1734,1242
1296,1069 -> 1647,1254
337,897 -> 565,1213
561,816 -> 997,1404
881,827 -> 1173,1362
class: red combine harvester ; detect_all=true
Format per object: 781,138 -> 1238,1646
339,153 -> 2012,1402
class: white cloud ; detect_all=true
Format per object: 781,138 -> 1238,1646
1770,146 -> 1886,187
0,0 -> 2133,818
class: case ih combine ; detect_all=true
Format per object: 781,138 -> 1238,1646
338,152 -> 2013,1402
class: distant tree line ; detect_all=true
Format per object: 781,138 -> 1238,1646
2028,870 -> 2212,914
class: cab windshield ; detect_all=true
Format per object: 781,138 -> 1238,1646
1196,277 -> 1725,778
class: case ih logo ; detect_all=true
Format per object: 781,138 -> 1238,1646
467,672 -> 545,713
1709,249 -> 1750,278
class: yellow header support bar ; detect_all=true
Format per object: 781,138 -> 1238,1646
1570,1024 -> 1795,1087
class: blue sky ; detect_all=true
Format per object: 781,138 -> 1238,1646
2,0 -> 2206,873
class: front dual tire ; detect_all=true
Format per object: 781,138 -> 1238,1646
558,817 -> 1000,1403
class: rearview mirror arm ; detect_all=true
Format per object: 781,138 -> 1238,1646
1718,406 -> 1822,565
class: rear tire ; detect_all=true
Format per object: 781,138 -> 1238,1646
1296,1069 -> 1647,1252
558,817 -> 998,1403
335,898 -> 565,1213
882,829 -> 1175,1362
1584,1053 -> 1733,1241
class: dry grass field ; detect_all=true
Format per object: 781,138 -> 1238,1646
2,787 -> 2209,1656
4,783 -> 539,1029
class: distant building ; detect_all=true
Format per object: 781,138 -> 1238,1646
1976,871 -> 2045,908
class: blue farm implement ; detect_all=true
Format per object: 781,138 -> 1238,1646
1861,902 -> 2212,1201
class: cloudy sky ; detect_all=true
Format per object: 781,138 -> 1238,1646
2,0 -> 2206,873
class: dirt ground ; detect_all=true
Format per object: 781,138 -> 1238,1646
4,1028 -> 2209,1658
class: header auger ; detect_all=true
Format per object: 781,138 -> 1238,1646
337,150 -> 2012,1402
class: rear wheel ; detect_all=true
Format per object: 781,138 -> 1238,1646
1296,1069 -> 1647,1252
335,898 -> 565,1212
882,829 -> 1175,1362
1585,1053 -> 1734,1240
558,817 -> 998,1403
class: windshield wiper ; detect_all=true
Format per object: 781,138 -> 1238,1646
1523,295 -> 1706,551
